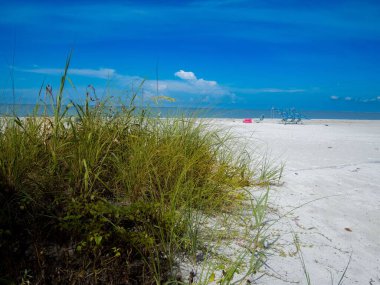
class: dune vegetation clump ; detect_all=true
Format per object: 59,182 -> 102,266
0,57 -> 280,284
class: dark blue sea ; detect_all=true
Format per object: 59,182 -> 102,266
1,104 -> 380,120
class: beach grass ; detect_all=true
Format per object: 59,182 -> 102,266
0,56 -> 280,284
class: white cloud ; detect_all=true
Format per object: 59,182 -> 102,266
71,68 -> 115,79
196,78 -> 217,87
174,70 -> 197,80
330,95 -> 380,103
20,67 -> 116,79
232,87 -> 305,94
17,66 -> 309,106
170,70 -> 228,98
259,88 -> 304,93
21,66 -> 229,98
140,78 -> 230,97
174,70 -> 218,87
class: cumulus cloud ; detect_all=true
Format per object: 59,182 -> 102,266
174,70 -> 197,80
330,95 -> 339,100
174,70 -> 218,88
344,96 -> 352,101
140,78 -> 229,97
167,70 -> 229,97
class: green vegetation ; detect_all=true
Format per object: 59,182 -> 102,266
0,57 -> 280,284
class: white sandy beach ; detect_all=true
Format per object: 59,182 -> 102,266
213,119 -> 380,284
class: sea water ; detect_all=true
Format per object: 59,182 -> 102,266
1,104 -> 380,120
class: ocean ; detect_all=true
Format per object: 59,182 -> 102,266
1,104 -> 380,120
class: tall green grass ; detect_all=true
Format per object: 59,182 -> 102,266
0,56 -> 282,284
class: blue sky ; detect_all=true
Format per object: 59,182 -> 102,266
1,0 -> 380,111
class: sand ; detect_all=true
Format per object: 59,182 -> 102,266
213,119 -> 380,284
